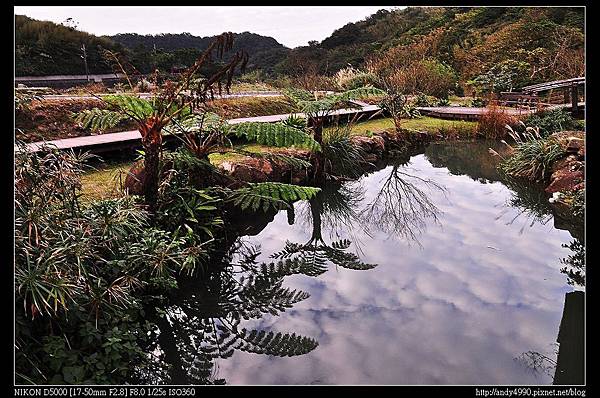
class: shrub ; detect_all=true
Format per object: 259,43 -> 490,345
520,108 -> 582,137
477,102 -> 518,139
334,66 -> 378,90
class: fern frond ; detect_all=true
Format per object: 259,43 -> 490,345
229,122 -> 321,151
163,112 -> 226,135
103,94 -> 155,120
228,182 -> 320,212
234,329 -> 318,357
73,109 -> 130,132
332,86 -> 386,102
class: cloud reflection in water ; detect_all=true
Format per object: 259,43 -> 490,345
213,150 -> 575,385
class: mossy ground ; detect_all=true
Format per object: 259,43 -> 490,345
80,161 -> 133,201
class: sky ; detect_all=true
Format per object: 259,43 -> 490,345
14,6 -> 401,48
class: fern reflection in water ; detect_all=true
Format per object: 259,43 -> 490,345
137,242 -> 320,385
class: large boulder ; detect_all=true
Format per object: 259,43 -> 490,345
220,157 -> 273,186
546,168 -> 584,193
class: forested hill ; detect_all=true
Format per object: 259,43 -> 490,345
15,15 -> 126,76
278,6 -> 585,87
108,32 -> 290,74
14,14 -> 290,77
16,7 -> 584,84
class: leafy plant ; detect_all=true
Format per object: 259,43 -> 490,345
498,126 -> 564,181
227,182 -> 320,212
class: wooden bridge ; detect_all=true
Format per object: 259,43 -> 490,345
418,77 -> 585,121
18,101 -> 381,155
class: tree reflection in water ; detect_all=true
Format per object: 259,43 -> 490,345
274,183 -> 377,276
360,162 -> 445,244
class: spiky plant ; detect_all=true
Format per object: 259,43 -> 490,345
499,125 -> 564,181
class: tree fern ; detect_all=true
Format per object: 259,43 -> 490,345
228,182 -> 321,212
73,108 -> 129,132
103,94 -> 155,120
229,122 -> 321,151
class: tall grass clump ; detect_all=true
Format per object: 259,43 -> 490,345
334,66 -> 378,90
477,102 -> 518,139
497,126 -> 564,181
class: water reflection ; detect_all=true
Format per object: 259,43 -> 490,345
360,161 -> 445,243
142,141 -> 584,385
138,242 -> 321,384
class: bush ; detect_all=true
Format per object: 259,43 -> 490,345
334,66 -> 378,90
477,103 -> 518,139
520,108 -> 582,136
498,133 -> 564,181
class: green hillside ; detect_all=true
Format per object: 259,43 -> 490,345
277,6 -> 585,91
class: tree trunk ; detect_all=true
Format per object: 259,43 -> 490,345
309,195 -> 323,243
141,123 -> 163,212
312,118 -> 325,185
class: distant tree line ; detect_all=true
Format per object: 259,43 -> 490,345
16,6 -> 584,96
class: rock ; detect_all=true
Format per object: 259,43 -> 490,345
351,135 -> 386,155
220,158 -> 273,185
550,131 -> 584,151
546,169 -> 584,193
566,137 -> 584,154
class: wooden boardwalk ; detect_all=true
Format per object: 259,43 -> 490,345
19,102 -> 381,154
417,102 -> 584,121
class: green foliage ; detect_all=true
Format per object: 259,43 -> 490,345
412,94 -> 439,107
520,109 -> 582,137
323,123 -> 369,178
469,59 -> 531,93
499,137 -> 564,181
229,121 -> 321,151
74,108 -> 130,132
14,145 -> 213,384
228,182 -> 321,212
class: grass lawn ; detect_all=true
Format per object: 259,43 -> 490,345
343,116 -> 477,138
80,161 -> 134,201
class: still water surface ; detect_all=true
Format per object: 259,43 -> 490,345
157,140 -> 583,385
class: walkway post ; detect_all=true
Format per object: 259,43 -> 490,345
571,83 -> 578,116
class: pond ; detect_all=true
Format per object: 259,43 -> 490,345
144,140 -> 584,385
